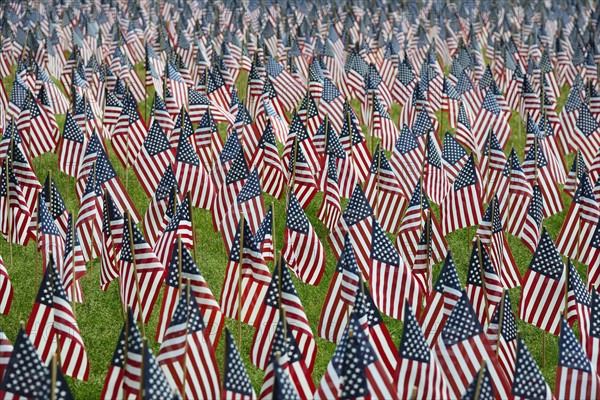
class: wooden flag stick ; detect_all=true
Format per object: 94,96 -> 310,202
476,235 -> 491,324
238,212 -> 245,346
473,361 -> 486,400
50,353 -> 57,400
126,211 -> 145,337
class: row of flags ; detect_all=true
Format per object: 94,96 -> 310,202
2,0 -> 600,398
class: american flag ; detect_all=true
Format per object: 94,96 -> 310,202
26,256 -> 90,381
257,318 -> 315,400
0,255 -> 12,315
265,56 -> 304,111
499,148 -> 534,237
0,326 -> 12,384
566,261 -> 591,351
317,155 -> 342,231
26,95 -> 58,158
272,356 -> 301,400
555,318 -> 600,399
206,66 -> 232,111
390,124 -> 423,199
283,112 -> 320,180
103,90 -> 123,129
143,167 -> 179,248
214,148 -> 249,232
173,128 -> 214,210
370,94 -> 399,152
157,288 -> 221,399
556,173 -> 599,264
394,303 -> 450,399
314,313 -> 397,399
170,106 -> 195,151
156,240 -> 224,346
112,90 -> 147,168
0,328 -> 51,399
297,93 -> 322,137
364,145 -> 408,234
318,233 -> 360,342
154,194 -> 194,269
123,310 -> 144,397
519,185 -> 544,253
287,143 -> 318,212
369,216 -> 422,320
100,321 -> 127,399
575,102 -> 600,168
480,129 -> 508,203
461,363 -> 495,399
37,194 -> 65,272
166,63 -> 188,112
194,108 -> 224,172
7,76 -> 28,119
100,193 -> 124,291
442,77 -> 461,129
61,213 -> 86,304
585,289 -> 600,374
519,228 -> 566,335
41,174 -> 69,238
133,119 -> 174,198
486,291 -> 517,386
466,240 -> 503,327
150,93 -> 175,135
472,90 -> 510,155
433,291 -> 512,398
564,152 -> 589,198
57,111 -> 85,177
441,132 -> 469,183
512,334 -> 554,400
251,257 -> 316,371
317,117 -> 356,199
220,218 -> 270,325
223,329 -> 257,400
455,101 -> 477,155
119,212 -> 164,324
320,78 -> 346,135
282,192 -> 325,286
423,133 -> 449,205
75,166 -> 103,262
392,57 -> 417,106
441,154 -> 483,235
256,206 -> 275,262
340,101 -> 371,183
9,143 -> 40,235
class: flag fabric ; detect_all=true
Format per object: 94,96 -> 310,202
41,174 -> 69,238
566,261 -> 591,351
157,287 -> 221,400
519,228 -> 566,335
251,257 -> 316,371
252,121 -> 285,199
25,257 -> 90,381
119,213 -> 164,325
75,166 -> 103,262
256,206 -> 275,262
512,335 -> 554,400
100,193 -> 124,291
0,256 -> 12,316
433,291 -> 513,398
466,240 -> 503,327
390,124 -> 423,196
282,192 -> 325,286
223,329 -> 257,400
585,289 -> 600,374
123,310 -> 144,398
143,166 -> 179,247
394,303 -> 450,399
317,155 -> 342,231
133,119 -> 174,197
37,193 -> 65,272
441,132 -> 469,183
485,291 -> 517,386
155,240 -> 224,347
500,148 -> 534,237
153,194 -> 194,270
100,322 -> 127,399
555,318 -> 600,400
61,213 -> 86,304
441,154 -> 483,234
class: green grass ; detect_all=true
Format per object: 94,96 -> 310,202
0,65 -> 580,397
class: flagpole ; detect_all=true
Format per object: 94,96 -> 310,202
50,353 -> 57,400
238,212 -> 245,346
126,210 -> 146,337
475,235 -> 490,323
496,289 -> 506,358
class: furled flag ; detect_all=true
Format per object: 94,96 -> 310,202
329,184 -> 374,279
257,318 -> 315,400
479,129 -> 508,203
0,328 -> 54,399
499,148 -> 534,237
282,192 -> 325,286
99,193 -> 123,291
26,257 -> 90,381
75,166 -> 103,261
455,101 -> 478,155
41,173 -> 69,238
423,132 -> 449,205
317,155 -> 342,231
122,310 -> 144,397
314,313 -> 397,399
512,335 -> 554,400
0,255 -> 12,315
486,291 -> 517,385
519,228 -> 566,335
287,143 -> 319,212
256,205 -> 275,262
370,94 -> 399,151
566,261 -> 591,350
364,145 -> 408,234
585,289 -> 600,373
134,119 -> 174,197
154,194 -> 194,269
441,154 -> 483,234
340,101 -> 371,183
394,303 -> 450,399
555,318 -> 600,399
433,292 -> 512,398
62,213 -> 86,304
37,193 -> 65,271
369,216 -> 422,320
100,321 -> 127,399
251,257 -> 316,371
119,212 -> 164,324
220,218 -> 271,325
466,240 -> 503,327
173,126 -> 214,210
194,108 -> 223,172
156,240 -> 224,347
252,121 -> 286,199
556,173 -> 599,264
143,166 -> 179,247
157,288 -> 221,399
390,124 -> 424,199
214,148 -> 250,231
223,329 -> 257,399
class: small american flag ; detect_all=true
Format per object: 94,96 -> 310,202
61,212 -> 86,304
283,192 -> 325,286
154,194 -> 194,269
423,133 -> 449,205
316,155 -> 342,231
555,318 -> 600,399
519,228 -> 566,335
512,335 -> 554,399
100,193 -> 123,291
499,148 -> 533,237
441,132 -> 469,183
566,261 -> 591,351
390,124 -> 423,199
41,174 -> 69,238
486,291 -> 517,386
466,240 -> 503,327
585,290 -> 600,374
256,206 -> 275,262
133,119 -> 174,198
37,193 -> 65,271
223,329 -> 256,399
101,322 -> 127,399
75,166 -> 103,262
57,111 -> 85,177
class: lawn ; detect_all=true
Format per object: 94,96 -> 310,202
0,64 -> 581,397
